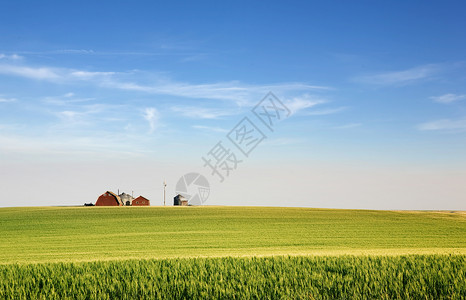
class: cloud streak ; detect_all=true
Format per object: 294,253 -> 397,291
0,64 -> 116,82
0,62 -> 328,106
51,103 -> 127,128
109,80 -> 327,106
0,53 -> 22,60
43,94 -> 95,106
0,64 -> 61,80
0,97 -> 17,103
354,64 -> 440,86
304,106 -> 348,116
430,93 -> 466,104
171,106 -> 238,119
418,118 -> 466,132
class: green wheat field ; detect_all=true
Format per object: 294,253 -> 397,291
1,206 -> 465,298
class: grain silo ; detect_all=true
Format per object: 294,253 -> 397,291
119,192 -> 134,206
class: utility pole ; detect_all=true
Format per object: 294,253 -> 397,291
163,180 -> 167,206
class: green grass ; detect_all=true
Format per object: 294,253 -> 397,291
1,255 -> 465,299
1,206 -> 465,298
0,206 -> 465,264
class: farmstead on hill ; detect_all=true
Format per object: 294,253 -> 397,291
95,191 -> 150,206
93,191 -> 190,206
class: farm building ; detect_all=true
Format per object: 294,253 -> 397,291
174,194 -> 188,206
132,196 -> 150,206
119,192 -> 134,206
95,191 -> 122,206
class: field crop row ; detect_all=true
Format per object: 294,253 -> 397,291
1,207 -> 465,264
1,255 -> 465,299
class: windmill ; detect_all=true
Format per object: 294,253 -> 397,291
163,180 -> 167,206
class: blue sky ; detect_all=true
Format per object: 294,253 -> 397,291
1,1 -> 465,208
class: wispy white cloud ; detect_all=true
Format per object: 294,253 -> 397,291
286,94 -> 326,114
43,93 -> 95,106
70,70 -> 115,79
0,64 -> 61,80
52,103 -> 124,127
55,108 -> 97,124
16,49 -> 206,57
0,53 -> 22,60
58,110 -> 80,122
44,97 -> 95,106
55,49 -> 95,54
15,49 -> 95,55
354,64 -> 440,86
0,97 -> 17,103
168,93 -> 331,120
0,64 -> 116,83
418,118 -> 466,132
430,93 -> 466,104
0,62 -> 328,106
171,106 -> 239,119
143,107 -> 159,133
305,106 -> 348,116
192,125 -> 228,133
180,53 -> 209,62
108,80 -> 326,106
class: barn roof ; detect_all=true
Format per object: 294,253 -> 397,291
174,194 -> 187,200
106,191 -> 123,205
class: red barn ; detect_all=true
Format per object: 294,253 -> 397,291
132,196 -> 150,206
95,191 -> 122,206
